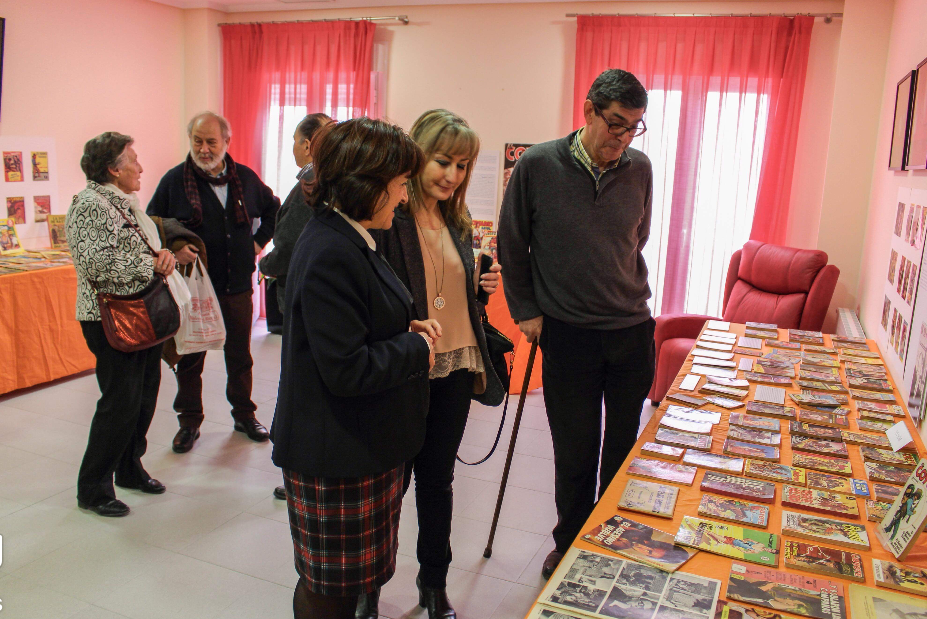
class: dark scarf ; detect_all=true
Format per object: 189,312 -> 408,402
183,152 -> 250,228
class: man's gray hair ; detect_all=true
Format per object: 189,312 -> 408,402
187,111 -> 232,140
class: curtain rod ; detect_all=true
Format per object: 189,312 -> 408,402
218,15 -> 409,25
567,12 -> 842,23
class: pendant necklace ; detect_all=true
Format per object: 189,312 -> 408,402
416,213 -> 446,310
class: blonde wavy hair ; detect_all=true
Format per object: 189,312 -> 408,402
405,109 -> 480,239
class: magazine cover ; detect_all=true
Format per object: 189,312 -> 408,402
723,439 -> 779,462
865,461 -> 912,485
858,409 -> 895,421
846,377 -> 894,392
781,486 -> 860,519
743,372 -> 792,385
683,451 -> 745,474
806,471 -> 854,495
876,459 -> 927,560
727,426 -> 781,446
674,517 -> 780,567
540,547 -> 721,619
791,436 -> 850,458
6,196 -> 25,225
582,515 -> 698,573
855,400 -> 903,415
782,541 -> 865,582
848,389 -> 896,402
0,218 -> 24,255
750,365 -> 795,379
655,428 -> 712,451
790,393 -> 840,408
617,478 -> 678,518
31,150 -> 49,181
874,483 -> 902,503
781,511 -> 870,551
847,584 -> 926,619
797,381 -> 848,393
713,601 -> 783,619
844,365 -> 888,379
729,414 -> 780,432
796,411 -> 849,428
46,213 -> 67,249
745,402 -> 795,419
799,370 -> 842,383
792,453 -> 853,477
727,563 -> 846,619
3,151 -> 23,182
790,422 -> 843,440
744,460 -> 807,485
872,558 -> 927,597
640,441 -> 683,461
697,495 -> 769,528
856,419 -> 894,433
701,471 -> 776,503
840,431 -> 892,449
866,500 -> 891,522
33,195 -> 51,223
627,457 -> 697,486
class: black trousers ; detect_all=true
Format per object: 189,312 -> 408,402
173,291 -> 256,428
77,321 -> 163,506
402,369 -> 472,589
539,315 -> 655,552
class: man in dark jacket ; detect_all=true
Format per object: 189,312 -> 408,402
148,111 -> 279,453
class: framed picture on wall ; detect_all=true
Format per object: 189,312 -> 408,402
890,71 -> 916,170
907,58 -> 927,170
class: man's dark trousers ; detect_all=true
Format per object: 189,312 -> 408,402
539,314 -> 656,552
173,291 -> 256,427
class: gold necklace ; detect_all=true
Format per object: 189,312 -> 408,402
415,214 -> 446,310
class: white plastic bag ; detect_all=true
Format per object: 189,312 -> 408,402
174,257 -> 226,355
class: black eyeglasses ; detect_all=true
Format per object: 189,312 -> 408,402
593,104 -> 647,138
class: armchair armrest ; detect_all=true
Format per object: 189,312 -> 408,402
654,313 -> 718,369
799,264 -> 840,331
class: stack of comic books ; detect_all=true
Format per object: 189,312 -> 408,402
697,495 -> 770,528
781,485 -> 860,519
726,562 -> 846,619
872,558 -> 927,596
700,471 -> 776,503
744,460 -> 807,485
674,517 -> 780,566
875,458 -> 927,560
783,540 -> 865,582
781,511 -> 870,550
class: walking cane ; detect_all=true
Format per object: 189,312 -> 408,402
483,339 -> 539,559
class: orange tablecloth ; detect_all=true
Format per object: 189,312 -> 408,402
527,323 -> 927,617
485,279 -> 543,394
0,266 -> 95,395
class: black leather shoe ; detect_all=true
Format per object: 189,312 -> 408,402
116,478 -> 166,494
355,588 -> 380,619
172,427 -> 200,453
273,486 -> 287,500
234,418 -> 270,442
541,550 -> 564,580
417,577 -> 456,619
78,498 -> 130,517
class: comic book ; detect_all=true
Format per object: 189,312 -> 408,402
791,436 -> 850,458
746,401 -> 795,420
873,483 -> 902,503
30,150 -> 48,181
743,460 -> 806,485
5,196 -> 25,225
700,471 -> 776,503
32,195 -> 51,222
751,365 -> 796,378
856,419 -> 894,433
726,563 -> 846,619
801,391 -> 848,405
792,453 -> 853,477
799,369 -> 843,383
743,372 -> 792,386
706,375 -> 750,387
683,451 -> 745,474
844,365 -> 888,379
781,485 -> 860,519
846,377 -> 894,392
866,500 -> 891,522
797,381 -> 848,394
699,384 -> 749,399
858,409 -> 895,421
627,457 -> 697,486
3,151 -> 23,182
665,405 -> 722,425
745,329 -> 779,339
832,335 -> 867,345
666,393 -> 710,408
734,347 -> 765,357
713,601 -> 783,619
790,422 -> 843,440
783,541 -> 865,582
790,393 -> 840,409
802,353 -> 840,367
872,558 -> 927,596
781,511 -> 870,551
727,426 -> 781,446
46,214 -> 67,250
796,411 -> 850,429
705,396 -> 746,410
848,390 -> 896,402
655,428 -> 713,451
768,339 -> 800,349
840,431 -> 892,449
729,413 -> 780,432
581,516 -> 697,572
674,517 -> 780,566
848,584 -> 927,619
859,403 -> 906,418
640,441 -> 684,461
697,495 -> 770,528
723,439 -> 779,462
875,459 -> 927,560
660,415 -> 713,435
806,471 -> 854,495
616,478 -> 678,518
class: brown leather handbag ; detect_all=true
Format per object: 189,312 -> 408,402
91,206 -> 181,353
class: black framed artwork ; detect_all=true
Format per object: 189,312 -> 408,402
907,57 -> 927,170
890,70 -> 916,170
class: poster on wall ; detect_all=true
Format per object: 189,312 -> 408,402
502,143 -> 533,199
905,188 -> 927,425
466,150 -> 500,223
0,137 -> 60,248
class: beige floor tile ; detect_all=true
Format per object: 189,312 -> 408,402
0,574 -> 91,619
489,582 -> 545,619
460,483 -> 557,536
212,578 -> 293,619
0,455 -> 79,505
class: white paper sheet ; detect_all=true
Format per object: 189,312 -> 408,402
887,420 -> 915,451
466,150 -> 500,222
679,374 -> 701,391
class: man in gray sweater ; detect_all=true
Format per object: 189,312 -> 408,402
498,69 -> 656,579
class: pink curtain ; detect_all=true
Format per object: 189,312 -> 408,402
221,21 -> 376,172
574,16 -> 813,315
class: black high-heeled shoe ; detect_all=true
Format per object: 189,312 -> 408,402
355,587 -> 379,619
416,577 -> 456,619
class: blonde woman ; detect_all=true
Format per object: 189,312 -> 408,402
373,109 -> 504,619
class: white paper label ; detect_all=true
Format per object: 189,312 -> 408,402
679,374 -> 700,391
887,420 -> 914,452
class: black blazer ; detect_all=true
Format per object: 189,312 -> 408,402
376,210 -> 505,407
271,208 -> 431,477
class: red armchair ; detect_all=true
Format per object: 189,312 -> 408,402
649,240 -> 840,404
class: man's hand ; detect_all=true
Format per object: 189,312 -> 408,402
517,315 -> 543,343
175,244 -> 198,265
152,249 -> 176,276
254,241 -> 262,256
410,319 -> 442,342
479,263 -> 502,295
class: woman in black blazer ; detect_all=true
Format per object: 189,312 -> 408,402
373,109 -> 505,619
271,118 -> 439,619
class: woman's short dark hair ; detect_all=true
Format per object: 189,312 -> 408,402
310,118 -> 424,221
587,69 -> 648,111
295,113 -> 332,142
81,132 -> 133,184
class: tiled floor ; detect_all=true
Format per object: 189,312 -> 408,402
0,321 -> 656,619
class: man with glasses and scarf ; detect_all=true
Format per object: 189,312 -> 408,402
498,69 -> 655,580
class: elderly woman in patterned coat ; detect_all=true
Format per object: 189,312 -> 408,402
66,132 -> 178,518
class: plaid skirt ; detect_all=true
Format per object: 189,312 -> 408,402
282,465 -> 405,596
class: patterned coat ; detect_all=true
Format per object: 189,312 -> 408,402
67,182 -> 155,321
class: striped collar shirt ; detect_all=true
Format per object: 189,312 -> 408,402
571,127 -> 628,190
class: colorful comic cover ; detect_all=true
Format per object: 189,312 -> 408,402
674,517 -> 780,566
683,451 -> 745,474
705,396 -> 746,410
806,471 -> 854,495
803,346 -> 837,355
876,459 -> 927,560
790,393 -> 840,409
699,383 -> 749,399
792,453 -> 853,477
861,447 -> 918,469
847,377 -> 894,392
797,380 -> 847,393
848,584 -> 927,619
726,563 -> 846,619
874,483 -> 902,503
856,419 -> 894,433
3,151 -> 23,182
791,436 -> 850,459
744,460 -> 807,485
723,439 -> 779,462
700,471 -> 776,504
783,541 -> 865,582
796,411 -> 849,428
6,196 -> 25,225
655,428 -> 712,451
781,485 -> 860,519
781,511 -> 870,551
640,441 -> 683,461
33,195 -> 51,222
627,457 -> 697,486
743,372 -> 792,385
872,558 -> 927,596
768,339 -> 801,349
31,151 -> 49,181
866,500 -> 891,522
858,409 -> 895,421
790,422 -> 843,440
799,369 -> 843,383
841,431 -> 892,449
0,218 -> 23,255
727,426 -> 781,446
746,401 -> 795,420
581,516 -> 697,572
729,413 -> 780,432
697,495 -> 770,528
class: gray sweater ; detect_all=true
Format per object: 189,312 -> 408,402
497,131 -> 653,330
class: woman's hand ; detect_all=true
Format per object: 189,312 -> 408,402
416,332 -> 436,371
153,249 -> 176,276
480,263 -> 502,295
410,319 -> 442,342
